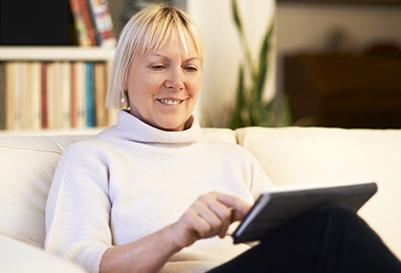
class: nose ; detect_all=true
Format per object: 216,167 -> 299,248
164,68 -> 185,91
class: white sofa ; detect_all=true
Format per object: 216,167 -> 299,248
1,126 -> 400,272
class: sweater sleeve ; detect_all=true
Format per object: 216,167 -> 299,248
45,142 -> 112,273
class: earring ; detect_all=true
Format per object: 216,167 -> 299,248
121,92 -> 128,104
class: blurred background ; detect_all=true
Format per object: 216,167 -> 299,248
110,0 -> 401,129
1,0 -> 401,130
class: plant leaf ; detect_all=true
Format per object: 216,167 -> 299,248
231,0 -> 243,34
256,21 -> 274,100
230,64 -> 246,129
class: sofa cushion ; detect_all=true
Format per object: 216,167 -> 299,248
0,234 -> 87,273
0,128 -> 236,249
236,126 -> 401,258
0,135 -> 92,247
202,128 -> 237,143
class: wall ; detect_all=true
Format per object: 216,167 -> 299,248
276,3 -> 401,53
187,0 -> 276,127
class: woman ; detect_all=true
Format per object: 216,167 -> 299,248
45,5 -> 401,273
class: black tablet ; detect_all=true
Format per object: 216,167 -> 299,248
232,182 -> 378,244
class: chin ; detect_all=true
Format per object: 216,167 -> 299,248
152,112 -> 193,131
158,123 -> 185,131
156,117 -> 190,131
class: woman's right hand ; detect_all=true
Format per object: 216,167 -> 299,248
167,191 -> 251,249
100,192 -> 251,273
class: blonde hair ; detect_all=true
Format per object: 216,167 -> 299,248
106,5 -> 203,109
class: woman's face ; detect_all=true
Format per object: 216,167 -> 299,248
125,30 -> 202,131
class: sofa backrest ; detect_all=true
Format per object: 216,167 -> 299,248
236,126 -> 401,258
0,128 -> 236,248
0,135 -> 92,248
1,126 -> 401,259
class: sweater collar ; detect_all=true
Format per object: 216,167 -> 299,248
100,110 -> 202,144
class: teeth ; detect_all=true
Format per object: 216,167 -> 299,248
158,99 -> 181,105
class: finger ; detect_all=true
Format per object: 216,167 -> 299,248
194,202 -> 223,235
216,193 -> 252,221
207,199 -> 233,222
218,222 -> 231,238
186,210 -> 213,238
206,199 -> 233,238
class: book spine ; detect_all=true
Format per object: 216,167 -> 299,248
13,63 -> 23,130
41,63 -> 48,129
1,59 -> 109,131
0,63 -> 5,129
86,0 -> 102,46
85,62 -> 95,127
71,62 -> 78,128
94,62 -> 107,127
5,63 -> 14,130
54,62 -> 63,128
78,0 -> 98,46
60,62 -> 72,128
69,0 -> 91,47
76,62 -> 87,128
22,62 -> 31,129
87,0 -> 116,48
46,62 -> 56,129
30,62 -> 42,130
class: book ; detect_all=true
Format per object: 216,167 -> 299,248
232,182 -> 378,244
71,62 -> 78,128
87,0 -> 116,48
5,62 -> 15,130
94,62 -> 107,127
21,62 -> 31,129
40,63 -> 48,129
78,0 -> 98,46
69,0 -> 92,46
0,63 -> 5,129
60,62 -> 72,128
75,62 -> 87,128
29,62 -> 42,130
46,62 -> 57,129
85,62 -> 95,127
12,63 -> 23,130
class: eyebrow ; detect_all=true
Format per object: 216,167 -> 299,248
148,53 -> 201,62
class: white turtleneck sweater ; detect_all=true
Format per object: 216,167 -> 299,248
45,111 -> 271,273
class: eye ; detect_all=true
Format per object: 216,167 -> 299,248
183,66 -> 198,72
149,64 -> 166,71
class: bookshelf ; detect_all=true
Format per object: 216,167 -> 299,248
0,46 -> 117,131
0,47 -> 114,61
0,0 -> 119,132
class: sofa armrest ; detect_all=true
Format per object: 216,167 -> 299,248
0,234 -> 87,273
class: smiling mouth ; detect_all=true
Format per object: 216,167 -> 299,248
156,98 -> 186,105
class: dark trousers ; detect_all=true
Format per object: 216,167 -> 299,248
207,205 -> 401,273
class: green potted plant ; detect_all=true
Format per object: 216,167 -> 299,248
229,0 -> 290,129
